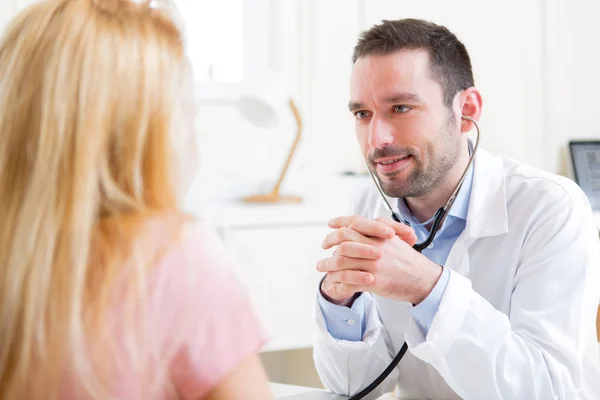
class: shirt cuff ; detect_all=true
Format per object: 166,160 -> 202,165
318,289 -> 366,341
409,266 -> 450,336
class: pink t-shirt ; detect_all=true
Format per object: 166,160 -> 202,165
61,219 -> 268,399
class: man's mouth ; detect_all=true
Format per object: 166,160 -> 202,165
374,155 -> 413,174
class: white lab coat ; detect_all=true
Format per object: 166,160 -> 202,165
313,148 -> 600,400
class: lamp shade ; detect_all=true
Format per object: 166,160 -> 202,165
235,73 -> 290,129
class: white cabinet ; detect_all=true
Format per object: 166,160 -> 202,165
222,224 -> 330,351
188,174 -> 369,351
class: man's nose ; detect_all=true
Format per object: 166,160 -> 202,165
368,115 -> 395,149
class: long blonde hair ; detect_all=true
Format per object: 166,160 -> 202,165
0,0 -> 194,397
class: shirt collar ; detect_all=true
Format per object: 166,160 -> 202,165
395,144 -> 475,225
447,161 -> 473,221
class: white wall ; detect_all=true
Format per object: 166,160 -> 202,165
194,0 -> 600,194
0,1 -> 15,34
1,1 -> 45,34
543,0 -> 600,176
1,0 -> 600,183
14,0 -> 36,11
364,0 -> 545,169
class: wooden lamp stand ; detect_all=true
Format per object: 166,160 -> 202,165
243,99 -> 303,204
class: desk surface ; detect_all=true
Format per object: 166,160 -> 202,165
596,305 -> 600,342
270,383 -> 348,399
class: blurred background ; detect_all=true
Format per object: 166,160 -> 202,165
2,0 -> 599,391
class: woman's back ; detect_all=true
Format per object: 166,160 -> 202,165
0,0 -> 272,398
59,217 -> 268,399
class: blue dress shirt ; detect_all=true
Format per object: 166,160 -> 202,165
319,164 -> 474,340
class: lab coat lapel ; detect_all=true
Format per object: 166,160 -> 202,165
445,148 -> 509,276
463,148 -> 509,241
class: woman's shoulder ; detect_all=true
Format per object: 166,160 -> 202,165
141,214 -> 231,275
142,213 -> 253,337
143,215 -> 268,398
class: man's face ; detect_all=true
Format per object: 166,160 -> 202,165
350,50 -> 461,198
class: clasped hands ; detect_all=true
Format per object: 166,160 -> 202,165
317,216 -> 443,307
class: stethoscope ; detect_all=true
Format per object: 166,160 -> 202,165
348,116 -> 480,400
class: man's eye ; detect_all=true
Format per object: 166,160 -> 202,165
393,105 -> 410,113
355,111 -> 370,119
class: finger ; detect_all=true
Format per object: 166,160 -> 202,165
348,218 -> 395,239
328,215 -> 360,229
316,255 -> 374,273
322,276 -> 362,300
330,216 -> 399,240
322,227 -> 374,250
328,282 -> 370,300
336,241 -> 382,260
321,275 -> 360,304
327,270 -> 374,286
374,217 -> 418,246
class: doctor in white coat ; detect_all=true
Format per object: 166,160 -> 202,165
313,19 -> 600,399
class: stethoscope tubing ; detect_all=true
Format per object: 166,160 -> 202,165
349,116 -> 481,400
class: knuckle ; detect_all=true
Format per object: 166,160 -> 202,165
337,283 -> 350,296
367,236 -> 381,247
332,282 -> 343,295
338,226 -> 348,240
338,242 -> 348,254
371,246 -> 381,258
335,256 -> 344,269
374,218 -> 387,228
348,218 -> 360,230
360,272 -> 371,284
324,273 -> 336,286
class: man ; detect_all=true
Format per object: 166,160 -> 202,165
313,19 -> 600,399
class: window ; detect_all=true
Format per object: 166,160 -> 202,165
173,0 -> 269,100
174,0 -> 244,84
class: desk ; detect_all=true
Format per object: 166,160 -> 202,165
271,383 -> 348,399
597,305 -> 600,342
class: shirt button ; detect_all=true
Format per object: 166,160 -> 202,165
428,242 -> 435,249
347,319 -> 355,326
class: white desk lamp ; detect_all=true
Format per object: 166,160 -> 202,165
235,74 -> 303,204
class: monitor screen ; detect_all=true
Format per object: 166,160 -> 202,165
569,141 -> 600,211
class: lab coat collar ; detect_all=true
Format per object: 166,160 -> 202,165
462,147 -> 509,241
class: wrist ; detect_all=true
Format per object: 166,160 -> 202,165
410,262 -> 443,305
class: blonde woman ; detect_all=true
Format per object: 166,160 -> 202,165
0,0 -> 273,399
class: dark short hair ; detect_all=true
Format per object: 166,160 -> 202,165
353,19 -> 474,107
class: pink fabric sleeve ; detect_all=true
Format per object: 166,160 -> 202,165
160,220 -> 269,399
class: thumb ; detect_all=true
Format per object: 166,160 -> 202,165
374,217 -> 417,247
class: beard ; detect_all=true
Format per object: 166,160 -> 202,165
369,113 -> 460,199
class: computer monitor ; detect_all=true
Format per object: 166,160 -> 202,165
569,140 -> 600,211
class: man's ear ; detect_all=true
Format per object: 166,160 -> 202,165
459,87 -> 483,133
